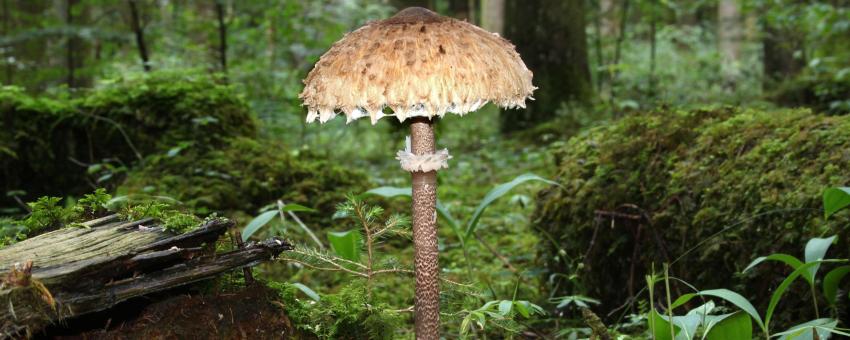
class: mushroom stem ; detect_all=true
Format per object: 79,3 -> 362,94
409,117 -> 441,339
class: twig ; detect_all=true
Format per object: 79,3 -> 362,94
283,259 -> 366,277
391,306 -> 415,313
233,231 -> 254,285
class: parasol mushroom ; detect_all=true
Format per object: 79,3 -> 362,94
299,7 -> 534,338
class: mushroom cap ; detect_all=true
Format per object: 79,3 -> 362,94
300,7 -> 535,125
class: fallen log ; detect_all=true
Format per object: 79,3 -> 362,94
0,214 -> 291,339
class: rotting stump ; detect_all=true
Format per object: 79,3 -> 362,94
0,214 -> 291,338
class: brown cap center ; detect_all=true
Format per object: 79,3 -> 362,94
384,7 -> 446,24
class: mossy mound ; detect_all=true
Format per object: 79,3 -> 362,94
534,107 -> 850,318
1,72 -> 256,210
118,137 -> 369,229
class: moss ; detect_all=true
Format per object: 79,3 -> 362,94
269,280 -> 402,339
1,71 -> 256,211
118,137 -> 370,229
534,107 -> 850,320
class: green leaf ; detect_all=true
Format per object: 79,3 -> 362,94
241,210 -> 278,242
776,318 -> 844,340
765,260 -> 846,329
280,203 -> 316,213
463,173 -> 559,241
498,300 -> 513,316
743,254 -> 804,275
365,187 -> 411,198
327,229 -> 362,262
823,265 -> 850,306
648,309 -> 679,340
514,301 -> 530,318
291,282 -> 320,302
706,312 -> 752,340
804,236 -> 836,282
823,187 -> 850,219
670,289 -> 765,334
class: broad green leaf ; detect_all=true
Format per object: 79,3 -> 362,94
776,318 -> 841,340
669,314 -> 701,340
514,301 -> 530,318
765,260 -> 845,329
291,282 -> 320,301
648,309 -> 679,340
327,230 -> 362,262
671,289 -> 765,334
804,236 -> 836,282
241,210 -> 278,242
823,265 -> 850,306
498,300 -> 513,316
823,187 -> 850,219
706,312 -> 752,340
685,301 -> 715,317
463,173 -> 559,241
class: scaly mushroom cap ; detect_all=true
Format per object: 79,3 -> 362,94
300,7 -> 535,124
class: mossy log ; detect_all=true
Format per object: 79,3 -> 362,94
0,215 -> 291,338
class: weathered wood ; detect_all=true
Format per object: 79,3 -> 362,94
0,215 -> 291,338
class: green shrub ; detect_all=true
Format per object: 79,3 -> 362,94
534,107 -> 850,320
0,71 -> 256,211
118,137 -> 370,228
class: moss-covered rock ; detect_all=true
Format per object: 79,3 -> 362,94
534,107 -> 850,319
118,137 -> 369,229
1,72 -> 256,210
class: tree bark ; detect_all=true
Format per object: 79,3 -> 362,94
648,0 -> 657,97
718,0 -> 742,89
409,117 -> 440,339
448,0 -> 474,22
215,0 -> 228,80
128,0 -> 151,72
610,0 -> 630,101
501,0 -> 593,132
480,0 -> 503,34
762,22 -> 804,91
390,0 -> 432,10
65,0 -> 75,88
2,0 -> 11,85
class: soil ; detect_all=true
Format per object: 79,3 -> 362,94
40,284 -> 294,340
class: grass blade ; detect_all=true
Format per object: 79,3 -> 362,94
463,173 -> 559,241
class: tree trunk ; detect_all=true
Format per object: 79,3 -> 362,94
501,0 -> 593,132
2,0 -> 11,85
718,0 -> 742,89
648,0 -> 657,97
480,0 -> 503,34
65,0 -> 75,88
762,23 -> 804,91
448,0 -> 475,22
390,0 -> 432,10
599,0 -> 617,36
215,0 -> 227,80
128,0 -> 151,72
409,118 -> 440,339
